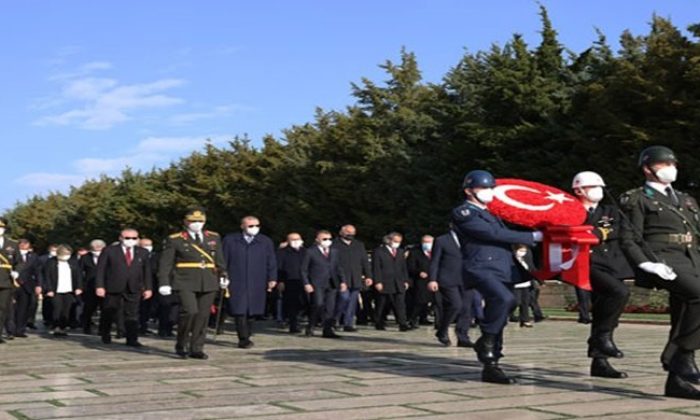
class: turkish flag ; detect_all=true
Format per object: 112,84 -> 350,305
487,178 -> 586,228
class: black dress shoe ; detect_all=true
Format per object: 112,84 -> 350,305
322,331 -> 343,339
398,324 -> 411,332
189,352 -> 209,360
474,334 -> 497,363
588,334 -> 623,359
26,323 -> 37,330
578,318 -> 591,325
666,372 -> 700,399
304,328 -> 314,337
83,327 -> 92,335
126,341 -> 144,348
101,335 -> 112,344
6,334 -> 14,340
669,351 -> 700,384
343,326 -> 358,332
14,333 -> 28,338
435,332 -> 451,347
482,363 -> 516,384
238,339 -> 255,349
534,316 -> 548,323
175,347 -> 188,358
375,325 -> 386,331
419,319 -> 432,326
115,332 -> 124,339
591,358 -> 628,378
457,340 -> 474,348
289,327 -> 302,334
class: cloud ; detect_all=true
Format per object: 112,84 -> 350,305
14,173 -> 86,189
35,78 -> 185,130
168,104 -> 252,125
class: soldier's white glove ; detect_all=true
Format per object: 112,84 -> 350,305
219,277 -> 230,289
10,271 -> 19,280
158,285 -> 172,296
532,231 -> 544,242
639,262 -> 677,281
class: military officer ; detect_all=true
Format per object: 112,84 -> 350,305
451,170 -> 543,384
620,146 -> 700,399
572,171 -> 632,379
158,208 -> 227,359
0,218 -> 18,343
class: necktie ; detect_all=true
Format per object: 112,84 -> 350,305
322,248 -> 329,258
427,251 -> 432,259
196,233 -> 203,244
666,187 -> 680,207
125,248 -> 132,266
391,248 -> 396,257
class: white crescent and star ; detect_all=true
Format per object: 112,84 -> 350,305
493,185 -> 574,212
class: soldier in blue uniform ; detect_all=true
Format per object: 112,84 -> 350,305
451,170 -> 543,384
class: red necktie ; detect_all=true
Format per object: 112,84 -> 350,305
391,249 -> 396,257
125,248 -> 132,266
323,248 -> 329,258
427,251 -> 432,259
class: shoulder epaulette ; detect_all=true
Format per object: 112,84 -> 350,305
205,230 -> 219,237
169,232 -> 183,239
619,187 -> 644,206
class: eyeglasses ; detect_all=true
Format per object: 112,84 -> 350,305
320,237 -> 332,241
123,237 -> 139,240
247,224 -> 260,228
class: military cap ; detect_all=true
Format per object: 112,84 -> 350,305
184,207 -> 207,222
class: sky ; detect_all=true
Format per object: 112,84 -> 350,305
0,1 -> 697,211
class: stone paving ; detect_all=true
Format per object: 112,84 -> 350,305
1,319 -> 700,419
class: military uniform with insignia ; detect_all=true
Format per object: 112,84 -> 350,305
158,208 -> 227,359
0,218 -> 18,343
620,146 -> 700,399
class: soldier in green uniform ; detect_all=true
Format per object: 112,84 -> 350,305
158,208 -> 227,359
0,218 -> 18,343
620,146 -> 700,399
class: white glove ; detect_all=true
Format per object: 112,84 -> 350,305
219,277 -> 230,289
532,231 -> 544,242
158,285 -> 172,296
639,262 -> 677,281
10,271 -> 19,280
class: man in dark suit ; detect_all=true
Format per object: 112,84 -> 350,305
302,230 -> 346,338
223,215 -> 277,349
373,232 -> 411,331
36,244 -> 58,330
11,239 -> 39,338
96,228 -> 153,347
332,224 -> 373,332
0,218 -> 18,343
277,232 -> 307,334
407,235 -> 436,329
79,239 -> 106,334
138,237 -> 158,335
429,229 -> 476,348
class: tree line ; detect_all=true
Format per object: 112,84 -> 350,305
9,8 -> 700,250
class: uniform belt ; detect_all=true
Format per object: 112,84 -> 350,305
0,264 -> 12,269
645,233 -> 695,245
176,262 -> 216,269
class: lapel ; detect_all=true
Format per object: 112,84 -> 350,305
646,185 -> 675,207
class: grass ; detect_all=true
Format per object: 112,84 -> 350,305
542,308 -> 670,322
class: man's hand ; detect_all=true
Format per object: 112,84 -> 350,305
96,287 -> 106,298
374,283 -> 384,292
304,284 -> 314,294
427,281 -> 439,293
75,288 -> 83,296
158,285 -> 172,296
340,282 -> 348,292
10,271 -> 19,280
143,290 -> 153,300
219,277 -> 230,289
419,272 -> 428,279
46,291 -> 55,298
364,277 -> 373,287
267,281 -> 277,292
639,262 -> 677,281
34,286 -> 42,296
404,282 -> 410,290
533,231 -> 544,242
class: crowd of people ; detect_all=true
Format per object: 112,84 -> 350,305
1,145 -> 699,401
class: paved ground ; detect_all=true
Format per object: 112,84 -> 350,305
2,319 -> 700,419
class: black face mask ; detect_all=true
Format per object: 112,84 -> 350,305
342,234 -> 355,241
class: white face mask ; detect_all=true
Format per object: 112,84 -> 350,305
49,250 -> 57,257
57,255 -> 70,262
585,186 -> 604,203
421,243 -> 433,252
290,240 -> 303,249
516,249 -> 527,259
20,250 -> 28,256
91,250 -> 101,257
188,222 -> 205,233
143,246 -> 153,253
246,226 -> 260,236
123,239 -> 138,248
390,242 -> 401,249
320,239 -> 333,249
475,189 -> 494,204
655,166 -> 678,184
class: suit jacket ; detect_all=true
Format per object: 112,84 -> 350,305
429,233 -> 464,288
44,258 -> 82,293
301,246 -> 345,289
372,245 -> 409,294
586,204 -> 634,279
332,238 -> 372,289
15,252 -> 39,292
0,238 -> 18,289
96,244 -> 152,294
277,246 -> 306,282
79,252 -> 100,290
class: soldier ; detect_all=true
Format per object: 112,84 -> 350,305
620,146 -> 700,399
0,218 -> 18,343
572,171 -> 632,379
452,170 -> 543,384
158,208 -> 227,359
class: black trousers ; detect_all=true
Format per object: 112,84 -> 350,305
100,292 -> 140,344
27,293 -> 38,326
176,290 -> 216,353
234,315 -> 255,341
308,284 -> 336,332
513,287 -> 532,323
158,294 -> 180,335
589,267 -> 629,337
0,288 -> 13,334
52,293 -> 75,329
437,286 -> 475,342
81,287 -> 102,330
575,287 -> 592,322
529,285 -> 544,320
282,280 -> 306,331
375,292 -> 407,328
42,294 -> 53,327
13,288 -> 32,335
4,290 -> 15,335
409,279 -> 437,323
357,289 -> 376,323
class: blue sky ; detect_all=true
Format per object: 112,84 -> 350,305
1,1 -> 697,211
